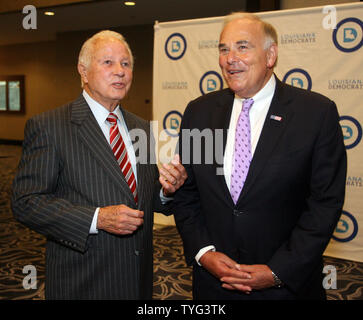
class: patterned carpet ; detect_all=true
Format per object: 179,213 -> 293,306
0,144 -> 362,300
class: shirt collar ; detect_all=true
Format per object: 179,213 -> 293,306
82,90 -> 122,125
234,74 -> 276,104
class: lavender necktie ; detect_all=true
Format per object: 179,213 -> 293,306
230,98 -> 254,204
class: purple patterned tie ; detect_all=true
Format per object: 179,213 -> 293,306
230,98 -> 254,204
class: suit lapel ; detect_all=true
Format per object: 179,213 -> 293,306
239,78 -> 294,201
212,89 -> 235,201
70,96 -> 135,204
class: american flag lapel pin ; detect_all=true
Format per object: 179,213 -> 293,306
270,115 -> 282,122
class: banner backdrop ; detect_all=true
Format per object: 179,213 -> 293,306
152,3 -> 363,262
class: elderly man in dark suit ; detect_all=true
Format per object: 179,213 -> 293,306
173,12 -> 346,300
11,30 -> 187,300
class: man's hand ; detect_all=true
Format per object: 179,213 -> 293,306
97,204 -> 144,235
159,154 -> 187,196
220,264 -> 275,291
199,251 -> 253,293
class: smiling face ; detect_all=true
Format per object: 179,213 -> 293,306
218,18 -> 277,98
78,37 -> 133,111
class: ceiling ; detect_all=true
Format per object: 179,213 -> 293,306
0,0 -> 250,46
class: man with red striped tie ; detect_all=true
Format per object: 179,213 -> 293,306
12,30 -> 187,300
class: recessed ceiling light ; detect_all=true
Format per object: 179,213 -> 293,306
44,11 -> 55,16
124,1 -> 136,6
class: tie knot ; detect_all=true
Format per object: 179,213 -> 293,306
242,98 -> 254,112
106,112 -> 118,125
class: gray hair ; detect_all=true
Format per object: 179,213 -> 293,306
78,30 -> 134,69
223,12 -> 278,49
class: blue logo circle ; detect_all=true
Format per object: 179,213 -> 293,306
163,110 -> 183,137
199,71 -> 223,95
333,211 -> 358,242
165,33 -> 187,60
332,17 -> 363,53
339,115 -> 362,149
282,68 -> 312,91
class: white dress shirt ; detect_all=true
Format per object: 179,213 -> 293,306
83,90 -> 138,178
83,90 -> 138,234
83,90 -> 170,234
195,75 -> 276,264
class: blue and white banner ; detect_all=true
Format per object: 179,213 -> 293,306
153,3 -> 363,262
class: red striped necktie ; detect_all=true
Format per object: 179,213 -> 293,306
106,112 -> 138,204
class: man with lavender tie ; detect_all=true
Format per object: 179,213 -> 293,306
173,12 -> 346,300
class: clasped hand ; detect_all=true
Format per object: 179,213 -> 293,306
199,251 -> 275,293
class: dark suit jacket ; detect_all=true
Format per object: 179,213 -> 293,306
173,77 -> 347,300
11,95 -> 171,299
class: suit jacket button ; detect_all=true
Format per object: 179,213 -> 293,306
233,209 -> 244,216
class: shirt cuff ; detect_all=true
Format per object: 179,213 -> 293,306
89,207 -> 100,234
160,188 -> 173,204
195,245 -> 216,266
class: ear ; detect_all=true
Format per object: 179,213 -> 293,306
266,43 -> 278,68
77,63 -> 88,84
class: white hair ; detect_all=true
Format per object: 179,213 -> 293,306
78,30 -> 134,69
223,12 -> 278,49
